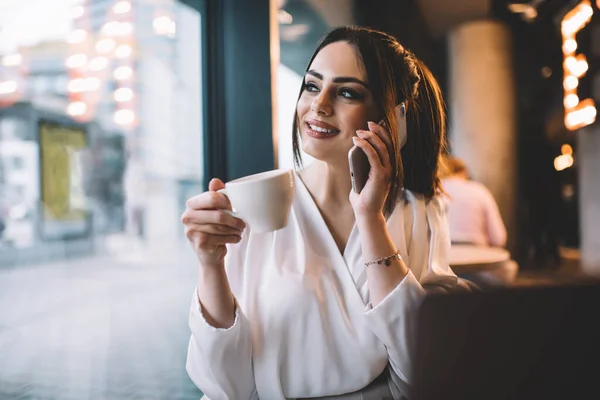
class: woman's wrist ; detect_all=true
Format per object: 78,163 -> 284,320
197,263 -> 236,329
355,212 -> 387,231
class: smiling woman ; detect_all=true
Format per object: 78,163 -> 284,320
183,26 -> 458,399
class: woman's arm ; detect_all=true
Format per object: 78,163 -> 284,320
187,286 -> 258,400
351,123 -> 457,384
184,205 -> 257,399
351,122 -> 411,306
357,209 -> 423,385
356,213 -> 409,307
360,194 -> 457,385
197,263 -> 236,328
187,261 -> 258,399
182,177 -> 247,328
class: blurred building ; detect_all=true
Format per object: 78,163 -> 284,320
0,0 -> 203,246
68,0 -> 203,242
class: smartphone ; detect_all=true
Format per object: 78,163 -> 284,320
349,144 -> 370,194
349,103 -> 407,194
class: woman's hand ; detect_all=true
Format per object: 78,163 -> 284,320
181,178 -> 247,268
349,121 -> 394,218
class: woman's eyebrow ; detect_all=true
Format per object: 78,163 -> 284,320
306,70 -> 369,89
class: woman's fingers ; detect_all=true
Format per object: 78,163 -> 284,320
185,229 -> 242,248
368,121 -> 393,155
186,191 -> 232,211
182,180 -> 246,265
352,136 -> 383,171
185,221 -> 243,236
181,209 -> 246,230
208,178 -> 225,192
356,128 -> 391,169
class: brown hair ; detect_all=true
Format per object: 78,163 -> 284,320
292,26 -> 447,215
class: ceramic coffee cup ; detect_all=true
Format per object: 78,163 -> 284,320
218,169 -> 295,233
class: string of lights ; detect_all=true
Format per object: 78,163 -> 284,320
561,0 -> 597,131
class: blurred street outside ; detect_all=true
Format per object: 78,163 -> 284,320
0,235 -> 203,400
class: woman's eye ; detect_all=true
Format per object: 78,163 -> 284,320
304,82 -> 319,92
340,89 -> 363,99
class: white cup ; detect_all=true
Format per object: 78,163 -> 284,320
218,169 -> 295,233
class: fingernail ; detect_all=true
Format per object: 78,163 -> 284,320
367,121 -> 376,129
356,130 -> 365,138
352,137 -> 359,144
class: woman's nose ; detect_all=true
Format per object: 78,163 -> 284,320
311,92 -> 333,116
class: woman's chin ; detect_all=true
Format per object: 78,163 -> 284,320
302,143 -> 351,165
302,142 -> 329,161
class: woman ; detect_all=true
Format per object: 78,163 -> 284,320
442,156 -> 518,285
181,26 -> 457,399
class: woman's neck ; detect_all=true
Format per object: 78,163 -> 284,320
299,160 -> 353,209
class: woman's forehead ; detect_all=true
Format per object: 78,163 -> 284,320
308,42 -> 366,81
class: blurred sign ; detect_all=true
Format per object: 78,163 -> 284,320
39,121 -> 90,238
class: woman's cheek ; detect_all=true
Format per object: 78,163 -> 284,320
296,93 -> 311,111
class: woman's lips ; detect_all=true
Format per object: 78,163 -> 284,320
305,119 -> 340,139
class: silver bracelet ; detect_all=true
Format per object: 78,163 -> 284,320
364,249 -> 402,268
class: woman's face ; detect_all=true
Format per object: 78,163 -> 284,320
296,41 -> 378,165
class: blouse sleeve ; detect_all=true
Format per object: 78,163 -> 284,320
186,233 -> 258,400
363,193 -> 458,384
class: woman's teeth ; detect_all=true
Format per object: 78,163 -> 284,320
309,124 -> 338,134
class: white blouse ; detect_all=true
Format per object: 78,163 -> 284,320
186,172 -> 458,400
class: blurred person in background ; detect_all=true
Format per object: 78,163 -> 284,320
442,157 -> 506,247
181,26 -> 458,399
442,156 -> 518,284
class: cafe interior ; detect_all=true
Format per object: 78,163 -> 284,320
1,0 -> 600,398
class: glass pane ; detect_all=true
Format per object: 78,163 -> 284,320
0,1 -> 203,398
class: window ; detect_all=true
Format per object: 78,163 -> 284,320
0,1 -> 205,398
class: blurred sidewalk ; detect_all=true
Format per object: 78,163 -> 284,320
0,235 -> 202,400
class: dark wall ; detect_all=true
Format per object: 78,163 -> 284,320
219,0 -> 275,181
354,0 -> 447,89
180,0 -> 275,186
492,0 -> 572,266
354,0 -> 435,65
